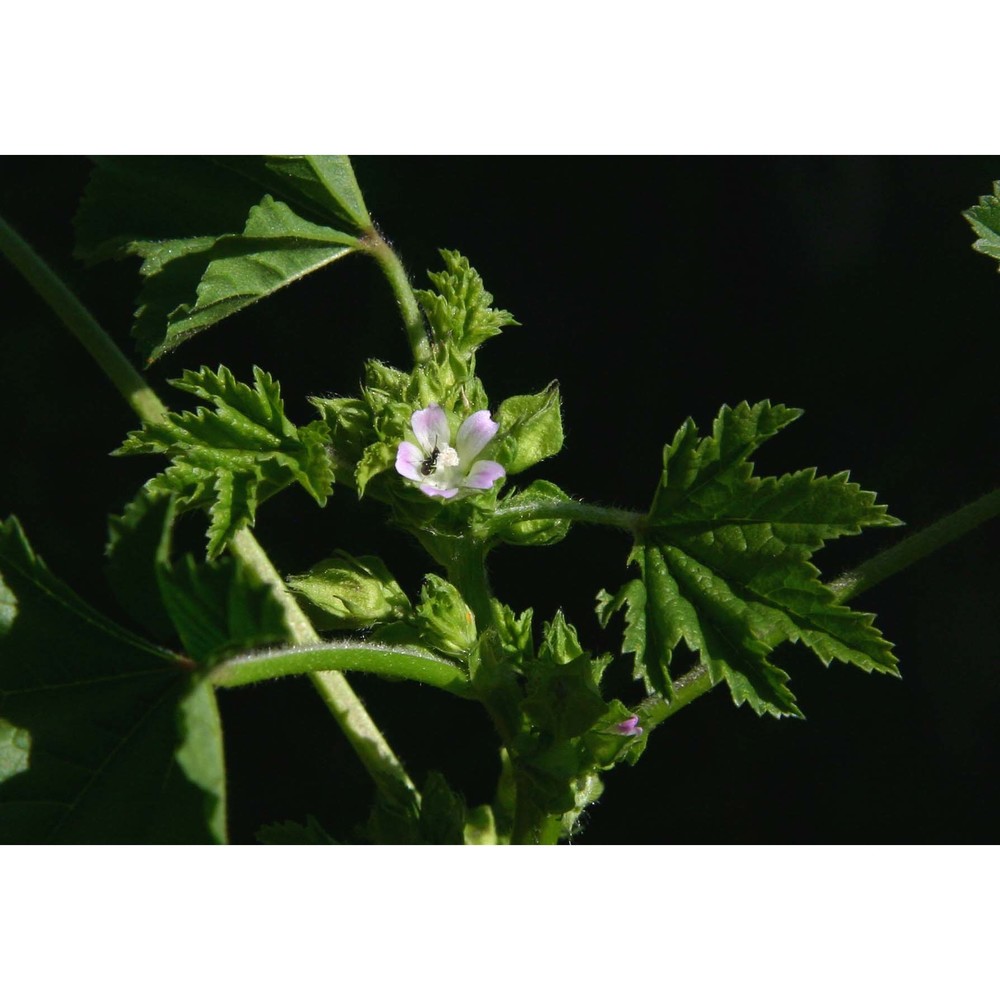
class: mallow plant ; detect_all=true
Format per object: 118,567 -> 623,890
0,158 -> 997,844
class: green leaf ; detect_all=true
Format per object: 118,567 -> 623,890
158,553 -> 294,665
107,489 -> 298,665
417,772 -> 467,845
599,401 -> 900,718
0,517 -> 226,843
494,382 -> 564,475
963,181 -> 1000,265
490,600 -> 535,663
257,814 -> 339,844
131,195 -> 357,363
415,250 -> 518,356
538,609 -> 586,665
117,365 -> 334,559
74,156 -> 369,363
105,492 -> 177,641
264,155 -> 372,232
287,552 -> 412,630
74,156 -> 272,263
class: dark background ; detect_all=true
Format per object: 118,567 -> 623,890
1,157 -> 997,844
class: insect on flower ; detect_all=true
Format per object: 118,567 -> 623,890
395,403 -> 505,499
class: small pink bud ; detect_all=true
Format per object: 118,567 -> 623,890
615,714 -> 643,736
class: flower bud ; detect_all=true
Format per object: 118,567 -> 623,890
287,553 -> 410,630
416,575 -> 477,657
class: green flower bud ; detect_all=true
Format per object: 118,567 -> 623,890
287,552 -> 410,630
416,574 -> 477,657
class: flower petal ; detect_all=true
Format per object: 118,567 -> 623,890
411,404 -> 451,452
420,483 -> 459,499
463,460 -> 505,491
395,441 -> 424,481
456,410 -> 498,464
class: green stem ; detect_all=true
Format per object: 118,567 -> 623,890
635,662 -> 715,732
360,228 -> 430,364
830,488 -> 1000,602
1,210 -> 418,810
210,638 -> 473,697
0,213 -> 167,426
440,539 -> 497,634
484,499 -> 646,538
228,530 -> 419,808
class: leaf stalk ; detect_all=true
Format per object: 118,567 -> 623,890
360,228 -> 431,364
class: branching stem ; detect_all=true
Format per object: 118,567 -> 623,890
0,211 -> 418,812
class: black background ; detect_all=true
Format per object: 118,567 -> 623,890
1,156 -> 997,843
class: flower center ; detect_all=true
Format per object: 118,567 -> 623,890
437,446 -> 460,470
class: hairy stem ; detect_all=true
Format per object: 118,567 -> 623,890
360,228 -> 431,364
442,540 -> 497,634
1,211 -> 418,809
635,662 -> 715,732
830,488 -> 1000,602
211,639 -> 472,697
227,530 -> 419,807
0,213 -> 167,426
485,499 -> 646,538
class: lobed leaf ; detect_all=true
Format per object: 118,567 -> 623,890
74,156 -> 370,363
599,401 -> 900,718
0,517 -> 226,843
415,249 -> 518,356
131,196 -> 357,363
117,365 -> 334,559
963,181 -> 1000,266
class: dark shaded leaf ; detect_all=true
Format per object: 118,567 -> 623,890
0,517 -> 225,844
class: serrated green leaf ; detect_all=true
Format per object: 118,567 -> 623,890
131,194 -> 357,363
0,517 -> 225,843
538,610 -> 585,665
117,365 -> 334,559
963,181 -> 1000,265
264,155 -> 372,232
490,600 -> 535,662
600,401 -> 899,718
415,250 -> 518,356
74,157 -> 367,363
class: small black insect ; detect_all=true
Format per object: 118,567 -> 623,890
420,446 -> 441,477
